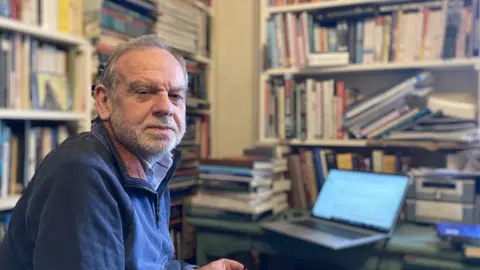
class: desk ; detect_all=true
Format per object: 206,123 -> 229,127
186,209 -> 479,270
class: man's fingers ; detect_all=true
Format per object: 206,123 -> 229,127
221,259 -> 245,270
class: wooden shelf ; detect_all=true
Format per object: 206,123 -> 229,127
0,195 -> 21,211
268,0 -> 405,14
259,139 -> 470,151
0,17 -> 87,46
187,108 -> 210,116
0,110 -> 87,121
193,54 -> 212,65
264,58 -> 480,76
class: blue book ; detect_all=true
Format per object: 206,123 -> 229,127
267,19 -> 279,68
312,148 -> 325,190
355,20 -> 364,64
198,165 -> 253,177
437,223 -> 480,240
373,108 -> 431,139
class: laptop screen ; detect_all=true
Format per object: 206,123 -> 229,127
312,169 -> 409,232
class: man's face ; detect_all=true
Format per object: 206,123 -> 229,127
109,47 -> 187,160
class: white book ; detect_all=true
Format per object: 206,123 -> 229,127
305,78 -> 315,141
374,16 -> 384,62
315,81 -> 323,139
414,9 -> 424,60
275,14 -> 286,67
300,12 -> 310,65
363,18 -> 376,64
427,93 -> 475,119
372,150 -> 384,173
322,80 -> 333,139
307,52 -> 349,67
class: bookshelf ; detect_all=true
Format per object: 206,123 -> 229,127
0,10 -> 92,210
258,0 -> 480,148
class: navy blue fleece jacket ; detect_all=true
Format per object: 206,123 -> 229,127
0,119 -> 196,270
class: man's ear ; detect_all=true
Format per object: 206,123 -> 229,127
94,84 -> 112,121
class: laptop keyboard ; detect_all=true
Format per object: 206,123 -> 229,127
293,220 -> 370,240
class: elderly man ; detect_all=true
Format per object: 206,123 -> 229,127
0,35 -> 244,270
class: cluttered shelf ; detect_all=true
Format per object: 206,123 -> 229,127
264,58 -> 480,76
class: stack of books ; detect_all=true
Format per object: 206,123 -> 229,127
84,0 -> 156,65
188,146 -> 290,221
386,93 -> 477,143
155,0 -> 211,57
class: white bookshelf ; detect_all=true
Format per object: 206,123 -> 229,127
0,195 -> 21,211
267,0 -> 392,14
0,110 -> 87,121
257,0 -> 480,147
193,54 -> 212,65
0,17 -> 92,210
0,17 -> 87,46
265,58 -> 480,75
0,17 -> 92,130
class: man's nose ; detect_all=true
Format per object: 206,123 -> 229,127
151,92 -> 174,116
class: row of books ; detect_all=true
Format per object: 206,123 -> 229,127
0,32 -> 84,112
0,0 -> 84,36
155,0 -> 211,57
186,60 -> 208,101
269,0 -> 321,6
264,72 -> 477,143
286,147 -> 413,209
266,0 -> 479,69
264,76 -> 356,140
188,145 -> 291,220
0,122 -> 70,198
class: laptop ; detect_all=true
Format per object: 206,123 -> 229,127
261,169 -> 410,250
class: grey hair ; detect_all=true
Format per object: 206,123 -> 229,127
98,35 -> 188,96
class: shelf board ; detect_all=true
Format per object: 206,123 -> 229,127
193,54 -> 212,65
187,108 -> 210,116
259,139 -> 469,150
0,195 -> 21,211
268,0 -> 402,14
0,110 -> 86,121
195,1 -> 213,15
0,17 -> 87,46
289,139 -> 368,147
264,58 -> 480,75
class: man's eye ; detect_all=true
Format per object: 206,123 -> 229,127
170,94 -> 184,100
137,89 -> 151,95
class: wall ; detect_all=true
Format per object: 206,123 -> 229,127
211,0 -> 259,157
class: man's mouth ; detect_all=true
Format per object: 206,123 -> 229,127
147,126 -> 175,133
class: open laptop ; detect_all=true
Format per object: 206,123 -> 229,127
261,169 -> 410,250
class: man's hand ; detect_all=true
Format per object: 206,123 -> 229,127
198,259 -> 246,270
